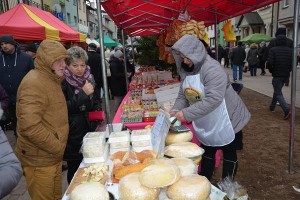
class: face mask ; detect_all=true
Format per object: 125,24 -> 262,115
181,61 -> 194,72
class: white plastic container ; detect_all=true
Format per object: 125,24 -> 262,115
132,145 -> 153,152
131,129 -> 152,147
83,143 -> 109,164
105,123 -> 124,138
108,131 -> 130,143
109,146 -> 131,155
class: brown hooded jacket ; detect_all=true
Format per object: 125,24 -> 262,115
15,40 -> 69,167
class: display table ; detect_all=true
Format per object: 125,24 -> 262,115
111,90 -> 221,168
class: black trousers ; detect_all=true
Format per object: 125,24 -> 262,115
66,160 -> 82,183
199,131 -> 243,180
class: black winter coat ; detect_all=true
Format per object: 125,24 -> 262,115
230,46 -> 246,65
110,57 -> 127,96
87,50 -> 103,90
0,46 -> 34,104
62,80 -> 101,161
267,36 -> 293,78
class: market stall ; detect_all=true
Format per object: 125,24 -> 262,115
0,3 -> 86,42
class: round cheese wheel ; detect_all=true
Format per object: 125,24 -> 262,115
164,142 -> 204,158
119,172 -> 160,200
171,158 -> 197,176
167,175 -> 211,200
139,162 -> 181,188
69,182 -> 109,200
165,131 -> 193,145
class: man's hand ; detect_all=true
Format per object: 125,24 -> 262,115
82,80 -> 94,95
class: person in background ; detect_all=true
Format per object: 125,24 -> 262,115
224,45 -> 230,68
230,41 -> 246,82
25,44 -> 38,60
265,27 -> 293,86
62,46 -> 101,183
0,34 -> 34,134
0,104 -> 22,199
15,40 -> 69,200
170,34 -> 250,181
110,50 -> 127,111
87,43 -> 103,100
0,84 -> 9,130
247,43 -> 259,76
258,41 -> 267,75
266,34 -> 293,120
217,44 -> 225,64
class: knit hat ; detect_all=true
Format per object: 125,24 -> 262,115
114,50 -> 124,59
275,27 -> 286,37
25,44 -> 38,53
0,34 -> 17,46
88,43 -> 97,50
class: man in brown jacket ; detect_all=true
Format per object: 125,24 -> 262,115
15,40 -> 69,200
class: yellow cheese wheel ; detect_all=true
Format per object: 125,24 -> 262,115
167,175 -> 211,200
119,172 -> 160,200
165,131 -> 193,145
139,162 -> 181,188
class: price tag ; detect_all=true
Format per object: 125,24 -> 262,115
151,109 -> 171,157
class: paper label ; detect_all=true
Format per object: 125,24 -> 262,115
151,109 -> 171,157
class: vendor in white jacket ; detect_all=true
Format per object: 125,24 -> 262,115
170,35 -> 251,180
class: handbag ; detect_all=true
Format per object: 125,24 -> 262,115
243,65 -> 248,73
88,110 -> 105,122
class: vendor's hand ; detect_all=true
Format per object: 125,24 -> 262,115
82,80 -> 94,96
174,111 -> 186,122
127,72 -> 132,77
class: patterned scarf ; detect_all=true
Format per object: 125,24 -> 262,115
64,65 -> 93,94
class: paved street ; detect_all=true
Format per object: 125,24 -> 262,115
1,65 -> 299,200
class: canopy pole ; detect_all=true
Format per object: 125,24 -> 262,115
130,37 -> 136,68
288,0 -> 299,174
214,12 -> 219,61
121,29 -> 129,91
96,0 -> 111,126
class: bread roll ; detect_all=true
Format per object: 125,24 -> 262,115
171,158 -> 197,176
69,182 -> 109,200
165,131 -> 193,145
164,142 -> 204,158
139,161 -> 181,188
119,172 -> 160,200
167,175 -> 211,200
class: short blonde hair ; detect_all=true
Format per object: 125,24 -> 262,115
66,46 -> 88,65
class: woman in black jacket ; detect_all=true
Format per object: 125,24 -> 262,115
62,46 -> 101,183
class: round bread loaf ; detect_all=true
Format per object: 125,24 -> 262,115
119,172 -> 160,200
171,158 -> 197,176
139,161 -> 181,188
167,175 -> 211,200
69,182 -> 109,200
165,131 -> 193,145
164,142 -> 204,158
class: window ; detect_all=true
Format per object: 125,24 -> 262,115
78,0 -> 81,9
73,0 -> 77,6
67,13 -> 71,24
283,0 -> 289,8
74,16 -> 77,25
80,19 -> 82,24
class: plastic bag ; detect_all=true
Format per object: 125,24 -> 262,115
217,177 -> 248,200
